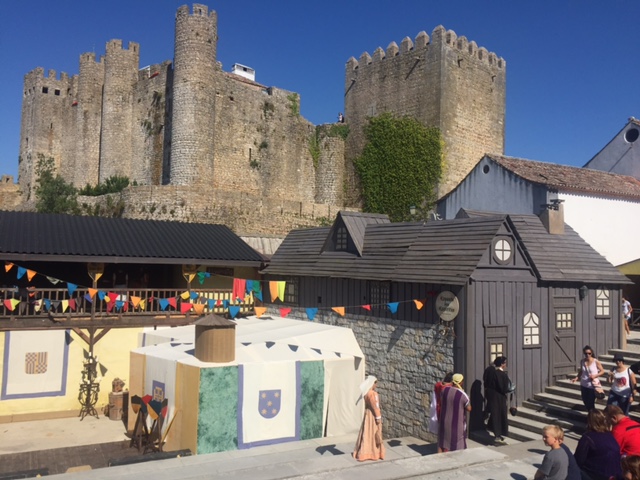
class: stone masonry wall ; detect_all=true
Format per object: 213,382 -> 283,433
261,306 -> 454,441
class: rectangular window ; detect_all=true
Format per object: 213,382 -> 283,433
368,281 -> 390,310
489,342 -> 504,363
283,277 -> 298,305
555,311 -> 573,330
336,227 -> 347,251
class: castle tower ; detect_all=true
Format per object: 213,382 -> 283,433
344,26 -> 506,201
99,40 -> 139,182
75,52 -> 105,188
170,4 -> 217,186
19,68 -> 74,199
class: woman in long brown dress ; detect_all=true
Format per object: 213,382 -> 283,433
353,375 -> 385,461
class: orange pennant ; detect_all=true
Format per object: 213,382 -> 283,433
5,262 -> 14,272
130,296 -> 141,308
269,281 -> 279,302
413,299 -> 424,310
255,306 -> 267,317
88,288 -> 98,299
332,306 -> 345,317
26,269 -> 37,281
193,303 -> 206,315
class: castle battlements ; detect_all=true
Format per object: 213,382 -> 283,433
105,39 -> 140,54
80,52 -> 104,65
23,67 -> 74,96
176,3 -> 216,19
347,26 -> 505,70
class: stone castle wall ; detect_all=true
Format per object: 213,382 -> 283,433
344,26 -> 506,200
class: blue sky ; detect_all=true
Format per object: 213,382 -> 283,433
1,1 -> 638,180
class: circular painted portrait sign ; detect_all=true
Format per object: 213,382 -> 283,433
435,291 -> 459,321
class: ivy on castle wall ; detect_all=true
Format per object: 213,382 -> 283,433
355,113 -> 443,222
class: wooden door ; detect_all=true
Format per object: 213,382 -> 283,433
551,298 -> 577,381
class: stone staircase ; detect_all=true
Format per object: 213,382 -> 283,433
488,338 -> 640,443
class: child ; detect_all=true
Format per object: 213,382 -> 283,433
534,425 -> 569,480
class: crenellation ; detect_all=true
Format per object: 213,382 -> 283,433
414,31 -> 429,49
445,29 -> 457,45
400,37 -> 413,53
456,36 -> 468,51
372,47 -> 385,62
386,42 -> 399,57
468,40 -> 477,55
477,47 -> 487,61
359,52 -> 372,65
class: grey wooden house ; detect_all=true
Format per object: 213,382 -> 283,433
261,210 -> 631,439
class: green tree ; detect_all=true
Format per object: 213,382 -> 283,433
354,113 -> 443,222
34,154 -> 79,214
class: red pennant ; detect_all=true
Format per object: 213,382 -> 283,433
69,298 -> 76,311
280,307 -> 292,318
216,299 -> 222,307
180,303 -> 193,314
168,297 -> 177,308
361,305 -> 371,311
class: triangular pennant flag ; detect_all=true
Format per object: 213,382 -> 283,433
255,291 -> 263,302
254,306 -> 267,318
130,296 -> 141,309
139,299 -> 146,311
229,305 -> 240,318
193,303 -> 206,315
61,300 -> 69,312
168,297 -> 177,308
241,342 -> 251,346
65,331 -> 74,345
277,281 -> 286,303
67,282 -> 78,296
115,300 -> 125,310
98,291 -> 106,301
5,262 -> 14,272
232,279 -> 246,304
222,299 -> 229,309
361,305 -> 371,311
197,271 -> 207,285
44,298 -> 51,311
413,299 -> 425,310
288,344 -> 299,352
34,299 -> 43,312
190,291 -> 199,301
180,302 -> 193,314
26,269 -> 37,281
387,302 -> 399,314
88,288 -> 98,299
335,352 -> 342,357
265,341 -> 275,349
52,300 -> 61,311
269,281 -> 279,302
94,272 -> 103,283
311,348 -> 322,355
83,349 -> 89,359
208,299 -> 216,310
107,292 -> 118,304
47,276 -> 61,285
84,293 -> 93,303
253,282 -> 262,294
99,363 -> 107,376
246,280 -> 254,293
180,291 -> 190,300
280,307 -> 291,318
216,299 -> 222,307
69,298 -> 76,311
3,299 -> 14,311
306,308 -> 318,321
17,266 -> 26,279
159,299 -> 169,310
332,306 -> 345,317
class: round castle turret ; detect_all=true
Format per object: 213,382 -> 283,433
170,4 -> 217,186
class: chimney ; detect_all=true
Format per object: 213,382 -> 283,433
194,314 -> 236,362
540,199 -> 565,235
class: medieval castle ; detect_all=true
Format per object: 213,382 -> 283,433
9,4 -> 506,235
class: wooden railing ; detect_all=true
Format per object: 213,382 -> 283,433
0,287 -> 254,322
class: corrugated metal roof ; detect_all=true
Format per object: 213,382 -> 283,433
0,210 -> 265,266
488,154 -> 640,200
264,212 -> 630,285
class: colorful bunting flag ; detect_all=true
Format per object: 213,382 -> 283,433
305,308 -> 318,321
130,296 -> 141,309
387,302 -> 399,314
17,267 -> 26,279
5,262 -> 14,272
190,291 -> 199,301
26,269 -> 37,281
69,298 -> 76,311
139,299 -> 146,311
280,307 -> 291,318
67,282 -> 77,296
168,297 -> 177,309
232,279 -> 246,303
277,281 -> 286,303
413,299 -> 424,310
61,300 -> 69,312
180,303 -> 193,314
361,305 -> 371,311
332,306 -> 345,317
3,299 -> 19,311
193,303 -> 206,315
47,276 -> 61,285
180,291 -> 190,300
207,299 -> 216,310
84,293 -> 93,303
98,291 -> 106,301
44,299 -> 51,311
229,306 -> 240,318
254,306 -> 267,317
269,281 -> 279,302
222,299 -> 229,309
159,299 -> 169,310
88,288 -> 98,299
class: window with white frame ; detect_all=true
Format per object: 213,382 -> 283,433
596,289 -> 610,317
489,342 -> 505,363
523,312 -> 540,346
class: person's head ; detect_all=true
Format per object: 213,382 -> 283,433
583,345 -> 594,358
443,372 -> 454,384
452,373 -> 464,388
614,353 -> 626,366
605,404 -> 625,425
622,455 -> 640,480
542,425 -> 564,448
586,409 -> 609,433
493,356 -> 507,368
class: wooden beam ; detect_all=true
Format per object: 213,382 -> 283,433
72,328 -> 90,345
0,315 -> 196,332
93,328 -> 111,345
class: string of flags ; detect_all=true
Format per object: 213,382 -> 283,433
3,261 -> 437,321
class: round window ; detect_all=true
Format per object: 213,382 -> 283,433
493,238 -> 513,264
625,128 -> 639,143
483,165 -> 490,174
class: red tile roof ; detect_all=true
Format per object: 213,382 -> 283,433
487,154 -> 640,199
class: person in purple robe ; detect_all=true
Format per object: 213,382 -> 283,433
437,373 -> 471,452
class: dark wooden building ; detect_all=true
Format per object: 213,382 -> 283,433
262,210 -> 631,437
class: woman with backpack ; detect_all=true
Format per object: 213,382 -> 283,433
608,353 -> 637,415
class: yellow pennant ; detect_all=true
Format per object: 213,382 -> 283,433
277,281 -> 286,302
61,300 -> 69,312
34,299 -> 42,312
254,306 -> 267,318
332,306 -> 345,317
10,299 -> 20,311
94,272 -> 103,282
180,291 -> 190,300
27,270 -> 37,281
413,299 -> 424,310
139,299 -> 146,311
184,273 -> 196,284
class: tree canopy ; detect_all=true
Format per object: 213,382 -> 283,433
34,155 -> 79,214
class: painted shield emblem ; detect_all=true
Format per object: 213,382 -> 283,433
258,389 -> 281,419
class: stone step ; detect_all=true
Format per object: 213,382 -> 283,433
522,398 -> 586,423
507,409 -> 581,441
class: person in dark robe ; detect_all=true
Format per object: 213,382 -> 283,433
483,356 -> 510,444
